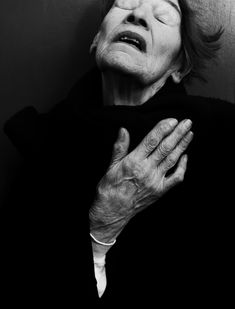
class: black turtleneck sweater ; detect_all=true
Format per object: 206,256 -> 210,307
1,67 -> 235,307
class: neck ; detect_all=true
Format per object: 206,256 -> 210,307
102,71 -> 166,106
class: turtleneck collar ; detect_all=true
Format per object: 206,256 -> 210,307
66,65 -> 187,110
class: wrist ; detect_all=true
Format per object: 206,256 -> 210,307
89,229 -> 117,245
90,232 -> 116,246
89,197 -> 132,246
90,233 -> 116,257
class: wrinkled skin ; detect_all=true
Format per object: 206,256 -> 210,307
89,118 -> 193,245
94,0 -> 183,86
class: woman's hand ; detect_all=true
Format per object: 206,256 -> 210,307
89,118 -> 193,244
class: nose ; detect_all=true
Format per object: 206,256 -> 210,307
124,6 -> 149,30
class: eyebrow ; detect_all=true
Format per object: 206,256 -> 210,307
163,0 -> 182,17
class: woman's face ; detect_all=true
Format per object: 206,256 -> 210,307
94,0 -> 182,85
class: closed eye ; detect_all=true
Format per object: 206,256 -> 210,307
156,16 -> 167,24
154,13 -> 179,26
155,15 -> 169,24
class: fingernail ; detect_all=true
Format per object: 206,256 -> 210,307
189,131 -> 194,139
184,119 -> 192,128
169,118 -> 178,126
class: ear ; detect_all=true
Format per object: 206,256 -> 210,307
89,32 -> 100,54
171,70 -> 183,84
171,65 -> 192,83
171,49 -> 192,83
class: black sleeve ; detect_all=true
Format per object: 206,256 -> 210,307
1,105 -> 99,306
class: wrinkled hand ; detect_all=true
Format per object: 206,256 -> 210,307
89,118 -> 193,244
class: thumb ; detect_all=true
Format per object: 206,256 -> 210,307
110,128 -> 130,167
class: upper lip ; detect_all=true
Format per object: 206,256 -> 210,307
114,30 -> 147,52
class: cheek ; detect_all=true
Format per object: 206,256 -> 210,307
150,32 -> 182,67
142,35 -> 181,80
96,8 -> 130,54
96,21 -> 119,59
95,33 -> 113,64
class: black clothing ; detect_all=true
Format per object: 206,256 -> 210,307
1,67 -> 235,307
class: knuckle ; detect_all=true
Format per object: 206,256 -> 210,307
180,138 -> 188,148
166,155 -> 176,167
144,134 -> 157,152
159,142 -> 171,156
123,156 -> 134,169
179,134 -> 193,151
134,163 -> 146,179
113,142 -> 122,153
180,140 -> 189,151
124,157 -> 146,179
123,156 -> 137,171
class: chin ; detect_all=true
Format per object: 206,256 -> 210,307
96,50 -> 149,82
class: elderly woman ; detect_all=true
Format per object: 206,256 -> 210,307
1,0 -> 235,307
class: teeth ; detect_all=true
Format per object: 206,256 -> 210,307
119,36 -> 141,48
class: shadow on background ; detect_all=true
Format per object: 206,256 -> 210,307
0,0 -> 101,204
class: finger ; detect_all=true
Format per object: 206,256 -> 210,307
110,128 -> 130,167
150,119 -> 192,164
163,154 -> 188,191
159,131 -> 193,174
133,118 -> 178,160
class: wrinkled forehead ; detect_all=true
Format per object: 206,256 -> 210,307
101,0 -> 183,19
102,0 -> 181,17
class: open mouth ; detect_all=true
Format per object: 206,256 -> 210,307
114,31 -> 146,52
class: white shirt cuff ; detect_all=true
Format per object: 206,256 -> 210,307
93,253 -> 107,298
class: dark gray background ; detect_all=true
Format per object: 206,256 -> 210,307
0,0 -> 234,204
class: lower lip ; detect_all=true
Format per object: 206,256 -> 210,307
115,41 -> 143,52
